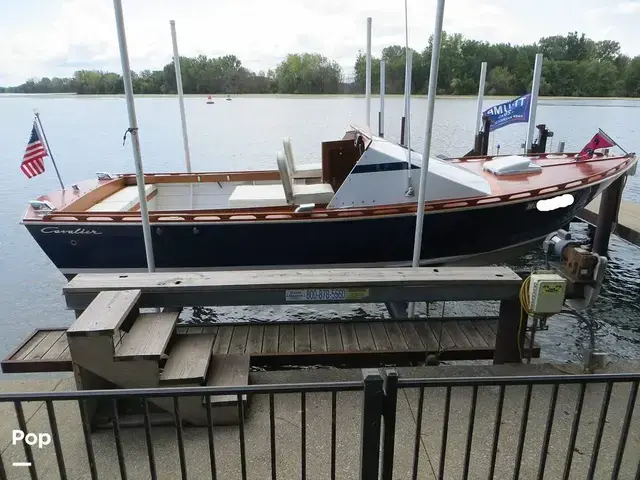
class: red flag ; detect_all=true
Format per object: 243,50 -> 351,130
21,121 -> 47,178
577,131 -> 616,160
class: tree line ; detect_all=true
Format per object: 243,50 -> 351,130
2,32 -> 639,97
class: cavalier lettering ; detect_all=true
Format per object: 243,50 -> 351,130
41,227 -> 102,235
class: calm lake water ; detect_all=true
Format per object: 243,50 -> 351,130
0,94 -> 639,366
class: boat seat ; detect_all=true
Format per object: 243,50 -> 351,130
227,151 -> 334,208
88,185 -> 156,212
283,137 -> 322,179
277,150 -> 334,205
228,184 -> 289,208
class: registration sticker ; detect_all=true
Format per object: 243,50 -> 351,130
285,288 -> 369,302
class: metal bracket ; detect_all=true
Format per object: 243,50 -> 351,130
567,255 -> 607,311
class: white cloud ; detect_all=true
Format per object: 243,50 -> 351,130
1,0 -> 639,86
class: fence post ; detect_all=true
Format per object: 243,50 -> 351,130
380,369 -> 399,480
360,368 -> 384,480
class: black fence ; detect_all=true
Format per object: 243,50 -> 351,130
0,372 -> 638,479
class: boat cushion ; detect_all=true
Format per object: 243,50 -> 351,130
483,155 -> 542,175
88,185 -> 156,212
292,183 -> 335,205
228,184 -> 288,208
283,137 -> 322,178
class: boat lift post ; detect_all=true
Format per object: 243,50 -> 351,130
525,53 -> 544,152
112,0 -> 156,272
379,60 -> 385,137
170,20 -> 192,174
474,62 -> 487,135
403,50 -> 413,194
365,17 -> 372,128
408,0 -> 446,318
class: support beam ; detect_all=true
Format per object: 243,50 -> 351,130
593,175 -> 625,255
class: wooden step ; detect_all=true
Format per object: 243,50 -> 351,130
204,354 -> 250,407
160,334 -> 216,385
67,290 -> 141,337
114,311 -> 179,361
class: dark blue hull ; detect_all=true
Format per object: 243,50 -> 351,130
24,182 -> 605,275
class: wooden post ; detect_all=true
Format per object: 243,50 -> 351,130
493,298 -> 525,364
593,175 -> 625,256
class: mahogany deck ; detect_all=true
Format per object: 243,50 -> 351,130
1,318 -> 540,374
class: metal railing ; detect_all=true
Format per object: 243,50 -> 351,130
0,372 -> 638,479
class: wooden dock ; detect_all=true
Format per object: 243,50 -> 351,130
579,195 -> 640,246
2,266 -> 540,427
2,317 -> 540,374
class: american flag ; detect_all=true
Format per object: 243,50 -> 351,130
21,121 -> 48,178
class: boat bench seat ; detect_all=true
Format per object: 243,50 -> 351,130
228,149 -> 334,208
228,184 -> 289,208
88,185 -> 156,212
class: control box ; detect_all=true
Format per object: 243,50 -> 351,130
528,272 -> 567,314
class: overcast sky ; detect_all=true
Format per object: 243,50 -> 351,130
1,0 -> 639,86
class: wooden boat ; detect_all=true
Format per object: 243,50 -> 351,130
22,125 -> 637,276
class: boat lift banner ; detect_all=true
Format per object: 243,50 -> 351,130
483,93 -> 531,132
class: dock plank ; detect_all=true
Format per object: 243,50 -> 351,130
44,333 -> 70,360
294,324 -> 311,352
228,326 -> 249,354
67,290 -> 140,336
261,325 -> 279,353
354,323 -> 376,351
23,331 -> 65,360
278,325 -> 294,353
426,321 -> 456,350
213,326 -> 234,355
339,324 -> 359,352
384,323 -> 408,350
398,323 -> 424,350
324,324 -> 343,352
245,325 -> 264,354
160,334 -> 216,384
206,354 -> 250,407
474,320 -> 497,346
309,324 -> 327,352
412,322 -> 439,351
443,322 -> 472,349
369,323 -> 392,351
13,331 -> 49,361
115,311 -> 179,360
458,320 -> 489,348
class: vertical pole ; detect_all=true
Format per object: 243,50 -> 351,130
408,0 -> 446,317
404,50 -> 413,191
34,112 -> 65,191
113,0 -> 156,272
474,62 -> 487,135
170,20 -> 192,173
494,298 -> 526,364
557,141 -> 565,153
379,60 -> 386,137
365,17 -> 372,128
403,0 -> 412,189
525,53 -> 543,151
380,369 -> 399,480
359,369 -> 384,480
593,175 -> 625,256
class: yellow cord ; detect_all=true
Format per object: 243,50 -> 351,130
518,276 -> 532,359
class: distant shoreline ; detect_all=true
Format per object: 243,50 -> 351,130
1,93 -> 639,101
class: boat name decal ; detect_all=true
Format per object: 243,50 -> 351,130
40,227 -> 103,235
